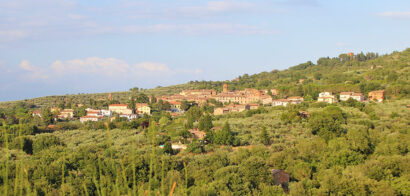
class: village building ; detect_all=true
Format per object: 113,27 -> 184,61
58,109 -> 74,119
230,104 -> 250,112
270,89 -> 279,96
159,143 -> 187,150
261,95 -> 273,105
86,110 -> 103,117
108,104 -> 133,115
119,114 -> 138,121
135,103 -> 151,115
189,128 -> 207,140
180,89 -> 216,96
317,92 -> 338,104
80,115 -> 103,123
168,101 -> 182,112
272,99 -> 289,107
368,90 -> 385,102
288,96 -> 304,104
214,107 -> 230,115
248,103 -> 260,110
32,110 -> 41,117
340,92 -> 364,102
100,109 -> 112,117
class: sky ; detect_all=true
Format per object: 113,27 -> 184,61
0,0 -> 409,101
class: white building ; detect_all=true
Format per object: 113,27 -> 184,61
287,96 -> 304,104
318,92 -> 338,104
80,116 -> 103,123
340,92 -> 364,102
100,109 -> 112,117
272,99 -> 289,107
136,103 -> 151,115
119,114 -> 138,121
109,104 -> 133,115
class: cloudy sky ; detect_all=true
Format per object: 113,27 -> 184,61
0,0 -> 409,101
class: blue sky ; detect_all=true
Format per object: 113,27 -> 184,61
0,0 -> 409,101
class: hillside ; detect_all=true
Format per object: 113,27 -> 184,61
1,48 -> 409,109
0,48 -> 409,195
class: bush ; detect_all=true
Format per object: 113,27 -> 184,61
33,135 -> 64,154
309,106 -> 346,141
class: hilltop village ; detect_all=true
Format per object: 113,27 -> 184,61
32,83 -> 386,123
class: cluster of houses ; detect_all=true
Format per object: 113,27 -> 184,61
158,84 -> 276,106
31,103 -> 152,123
316,90 -> 385,104
31,84 -> 386,122
78,103 -> 151,122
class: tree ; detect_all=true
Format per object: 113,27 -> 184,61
41,107 -> 54,125
213,122 -> 234,145
159,116 -> 170,127
163,142 -> 173,155
74,107 -> 86,118
181,100 -> 190,111
199,114 -> 213,132
129,97 -> 136,110
187,140 -> 204,153
259,127 -> 270,145
309,106 -> 346,141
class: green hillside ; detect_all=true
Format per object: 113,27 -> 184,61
0,49 -> 409,195
1,48 -> 409,109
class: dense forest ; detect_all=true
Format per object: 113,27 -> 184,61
0,49 -> 409,195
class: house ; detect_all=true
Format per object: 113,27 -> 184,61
368,90 -> 385,102
270,89 -> 279,96
100,109 -> 112,117
272,99 -> 289,107
160,143 -> 187,150
214,107 -> 230,115
108,104 -> 133,115
80,115 -> 103,123
189,128 -> 207,140
261,95 -> 273,105
230,104 -> 250,112
58,109 -> 74,119
86,110 -> 102,117
299,111 -> 310,118
119,114 -> 138,121
32,110 -> 41,117
135,103 -> 151,115
287,96 -> 304,104
317,92 -> 337,104
168,101 -> 182,112
248,103 -> 259,110
340,92 -> 364,102
272,169 -> 290,193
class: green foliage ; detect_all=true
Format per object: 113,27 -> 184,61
309,106 -> 346,141
187,140 -> 204,153
198,114 -> 213,132
41,107 -> 54,125
213,122 -> 234,145
33,134 -> 64,154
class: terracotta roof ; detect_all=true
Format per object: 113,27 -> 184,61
168,101 -> 181,105
81,116 -> 100,118
109,104 -> 128,107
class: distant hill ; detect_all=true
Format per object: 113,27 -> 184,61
1,48 -> 409,109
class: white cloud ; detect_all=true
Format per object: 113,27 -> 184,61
19,60 -> 49,80
51,57 -> 129,76
18,57 -> 203,80
134,62 -> 170,72
378,11 -> 410,19
119,23 -> 278,35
